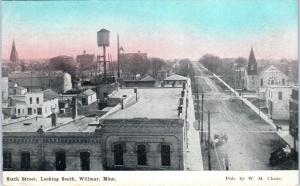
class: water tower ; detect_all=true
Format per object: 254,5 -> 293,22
97,28 -> 110,83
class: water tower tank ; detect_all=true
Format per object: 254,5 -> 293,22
97,29 -> 110,47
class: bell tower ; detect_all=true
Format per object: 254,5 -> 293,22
247,47 -> 257,75
246,47 -> 259,91
9,40 -> 20,71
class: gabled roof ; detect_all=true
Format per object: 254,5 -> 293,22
164,74 -> 188,81
78,89 -> 96,98
140,75 -> 156,82
258,65 -> 287,77
43,89 -> 59,101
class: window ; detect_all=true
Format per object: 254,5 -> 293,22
161,145 -> 171,166
33,109 -> 36,114
18,109 -> 20,114
37,108 -> 42,115
3,152 -> 12,170
55,151 -> 66,171
114,144 -> 124,166
21,151 -> 30,170
271,80 -> 274,85
278,92 -> 283,100
137,145 -> 147,166
282,79 -> 285,85
29,97 -> 32,104
36,97 -> 39,104
28,108 -> 32,115
260,79 -> 263,86
80,152 -> 90,171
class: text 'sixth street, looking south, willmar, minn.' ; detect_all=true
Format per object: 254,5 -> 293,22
1,1 -> 298,171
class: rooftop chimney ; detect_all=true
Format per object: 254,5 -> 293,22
179,97 -> 183,105
51,111 -> 57,127
134,88 -> 138,101
178,106 -> 182,116
183,82 -> 186,90
72,97 -> 78,119
181,90 -> 185,97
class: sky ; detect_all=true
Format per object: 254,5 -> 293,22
2,0 -> 298,60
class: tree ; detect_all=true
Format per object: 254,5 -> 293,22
149,58 -> 166,78
235,57 -> 247,68
198,54 -> 221,73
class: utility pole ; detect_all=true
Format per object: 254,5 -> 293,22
258,89 -> 261,120
196,87 -> 200,130
117,34 -> 120,79
208,110 -> 211,171
103,46 -> 107,83
201,93 -> 204,143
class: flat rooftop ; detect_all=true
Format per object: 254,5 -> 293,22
3,116 -> 98,133
106,88 -> 182,119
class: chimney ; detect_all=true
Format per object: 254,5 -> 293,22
178,106 -> 182,116
179,97 -> 183,105
121,98 -> 124,109
181,90 -> 185,97
134,88 -> 138,101
51,111 -> 57,127
72,97 -> 78,119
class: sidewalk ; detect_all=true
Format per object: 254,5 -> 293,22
184,78 -> 204,170
199,64 -> 295,149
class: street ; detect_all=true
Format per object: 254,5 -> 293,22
193,64 -> 297,170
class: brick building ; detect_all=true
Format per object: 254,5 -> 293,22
3,80 -> 193,171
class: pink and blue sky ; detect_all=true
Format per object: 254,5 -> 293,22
2,0 -> 298,60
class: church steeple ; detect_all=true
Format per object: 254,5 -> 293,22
10,40 -> 19,63
247,47 -> 257,75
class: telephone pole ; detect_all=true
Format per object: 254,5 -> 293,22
208,110 -> 211,170
117,34 -> 120,79
196,87 -> 200,130
201,93 -> 204,143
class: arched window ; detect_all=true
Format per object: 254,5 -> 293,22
137,145 -> 147,166
161,145 -> 171,166
114,144 -> 124,166
21,151 -> 30,170
55,151 -> 66,171
3,152 -> 12,170
80,152 -> 90,171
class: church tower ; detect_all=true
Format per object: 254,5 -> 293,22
245,47 -> 258,91
247,47 -> 257,75
9,40 -> 21,71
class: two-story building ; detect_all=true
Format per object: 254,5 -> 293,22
9,89 -> 59,118
265,85 -> 292,120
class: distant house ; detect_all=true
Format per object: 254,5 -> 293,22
123,75 -> 157,87
265,85 -> 292,120
77,89 -> 97,105
163,74 -> 188,87
8,71 -> 72,94
7,89 -> 59,118
2,76 -> 9,101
